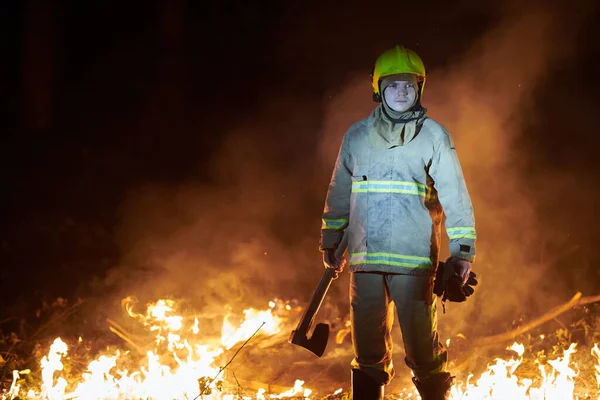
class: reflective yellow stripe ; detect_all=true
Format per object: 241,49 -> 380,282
364,180 -> 427,189
321,218 -> 348,230
351,252 -> 430,261
351,180 -> 436,200
353,188 -> 423,194
447,227 -> 477,239
350,252 -> 432,268
447,227 -> 476,232
357,260 -> 431,267
353,181 -> 422,195
451,234 -> 477,239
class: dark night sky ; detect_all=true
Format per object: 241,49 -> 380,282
1,0 -> 600,335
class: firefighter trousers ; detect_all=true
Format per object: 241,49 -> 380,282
350,272 -> 447,385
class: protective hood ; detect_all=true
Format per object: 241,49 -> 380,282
368,104 -> 428,148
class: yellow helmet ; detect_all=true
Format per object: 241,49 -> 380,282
371,45 -> 426,101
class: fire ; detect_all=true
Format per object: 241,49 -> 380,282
2,298 -> 308,400
450,342 -> 584,399
268,379 -> 312,398
221,307 -> 282,350
3,297 -> 600,399
40,338 -> 68,400
593,343 -> 600,387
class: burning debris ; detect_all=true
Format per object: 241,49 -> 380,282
0,297 -> 314,399
2,294 -> 600,399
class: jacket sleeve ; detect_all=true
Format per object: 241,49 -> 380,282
320,134 -> 352,251
429,129 -> 477,262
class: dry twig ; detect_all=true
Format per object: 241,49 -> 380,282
194,321 -> 266,399
106,318 -> 145,355
31,299 -> 87,339
473,292 -> 583,347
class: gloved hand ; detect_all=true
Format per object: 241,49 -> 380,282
444,270 -> 478,302
433,258 -> 478,303
446,257 -> 472,285
323,248 -> 345,279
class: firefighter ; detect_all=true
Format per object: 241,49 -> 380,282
320,45 -> 476,400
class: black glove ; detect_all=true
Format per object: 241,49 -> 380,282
322,248 -> 345,279
445,271 -> 478,302
433,262 -> 478,303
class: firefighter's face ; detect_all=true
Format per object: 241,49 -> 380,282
383,80 -> 418,112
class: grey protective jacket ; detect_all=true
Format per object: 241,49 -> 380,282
321,109 -> 476,276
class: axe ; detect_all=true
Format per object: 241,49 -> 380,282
288,234 -> 347,357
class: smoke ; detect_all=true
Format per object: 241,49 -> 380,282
97,97 -> 331,336
428,2 -> 595,336
318,1 -> 596,339
96,0 -> 595,348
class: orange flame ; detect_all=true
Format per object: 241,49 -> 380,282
4,298 -> 600,399
450,342 -> 580,399
2,298 -> 307,399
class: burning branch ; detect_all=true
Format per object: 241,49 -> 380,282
106,318 -> 145,355
195,320 -> 266,399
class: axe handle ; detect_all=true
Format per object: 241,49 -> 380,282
293,267 -> 336,336
293,233 -> 348,335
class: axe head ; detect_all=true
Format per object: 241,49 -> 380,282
289,322 -> 330,357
